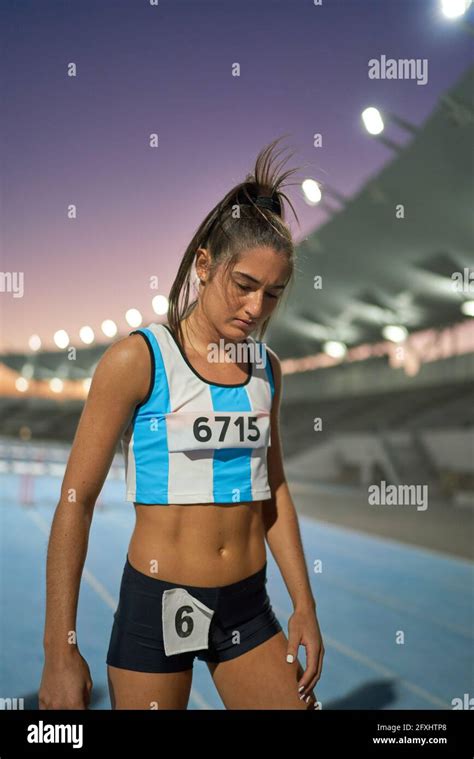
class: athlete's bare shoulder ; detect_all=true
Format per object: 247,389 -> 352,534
58,332 -> 154,510
96,331 -> 153,409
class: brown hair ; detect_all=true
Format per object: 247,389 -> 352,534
167,135 -> 301,344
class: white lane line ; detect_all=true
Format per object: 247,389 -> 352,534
272,602 -> 451,709
313,575 -> 473,639
26,509 -> 214,710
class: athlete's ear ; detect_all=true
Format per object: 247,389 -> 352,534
195,247 -> 211,284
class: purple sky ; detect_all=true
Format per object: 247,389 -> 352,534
2,0 -> 473,352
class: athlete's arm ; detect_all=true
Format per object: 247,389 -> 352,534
39,333 -> 151,708
262,348 -> 324,696
265,346 -> 287,502
262,347 -> 287,534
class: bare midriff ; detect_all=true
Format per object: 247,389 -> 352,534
127,500 -> 267,587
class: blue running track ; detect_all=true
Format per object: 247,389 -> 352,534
1,471 -> 472,710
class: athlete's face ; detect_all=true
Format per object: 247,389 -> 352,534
197,246 -> 291,339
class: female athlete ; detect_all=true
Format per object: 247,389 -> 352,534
39,137 -> 325,710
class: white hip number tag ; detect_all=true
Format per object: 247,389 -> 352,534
162,588 -> 215,656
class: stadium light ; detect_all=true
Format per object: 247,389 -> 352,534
361,107 -> 403,152
382,324 -> 408,342
101,319 -> 118,338
322,340 -> 347,359
302,179 -> 322,205
53,330 -> 69,349
79,326 -> 95,344
49,378 -> 64,393
125,309 -> 142,328
302,179 -> 343,216
362,107 -> 384,135
152,295 -> 169,316
15,377 -> 29,392
28,335 -> 41,352
441,0 -> 472,19
461,299 -> 474,316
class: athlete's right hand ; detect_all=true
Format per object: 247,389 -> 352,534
38,649 -> 93,710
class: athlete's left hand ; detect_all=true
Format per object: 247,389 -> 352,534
287,607 -> 325,699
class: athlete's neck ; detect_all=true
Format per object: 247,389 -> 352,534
181,310 -> 244,359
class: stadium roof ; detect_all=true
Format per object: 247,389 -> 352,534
267,64 -> 474,357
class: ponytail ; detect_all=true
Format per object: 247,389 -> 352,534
168,135 -> 301,344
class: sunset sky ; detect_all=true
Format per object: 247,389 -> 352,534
2,0 -> 472,353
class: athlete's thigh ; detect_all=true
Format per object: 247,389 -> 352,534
207,630 -> 318,710
107,664 -> 193,710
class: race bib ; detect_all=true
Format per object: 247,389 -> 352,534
165,411 -> 271,452
162,588 -> 215,656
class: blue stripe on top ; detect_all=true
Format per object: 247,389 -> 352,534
210,385 -> 253,503
131,327 -> 171,503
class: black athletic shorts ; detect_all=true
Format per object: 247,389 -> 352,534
106,554 -> 283,673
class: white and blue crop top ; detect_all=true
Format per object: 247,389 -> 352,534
121,322 -> 276,505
